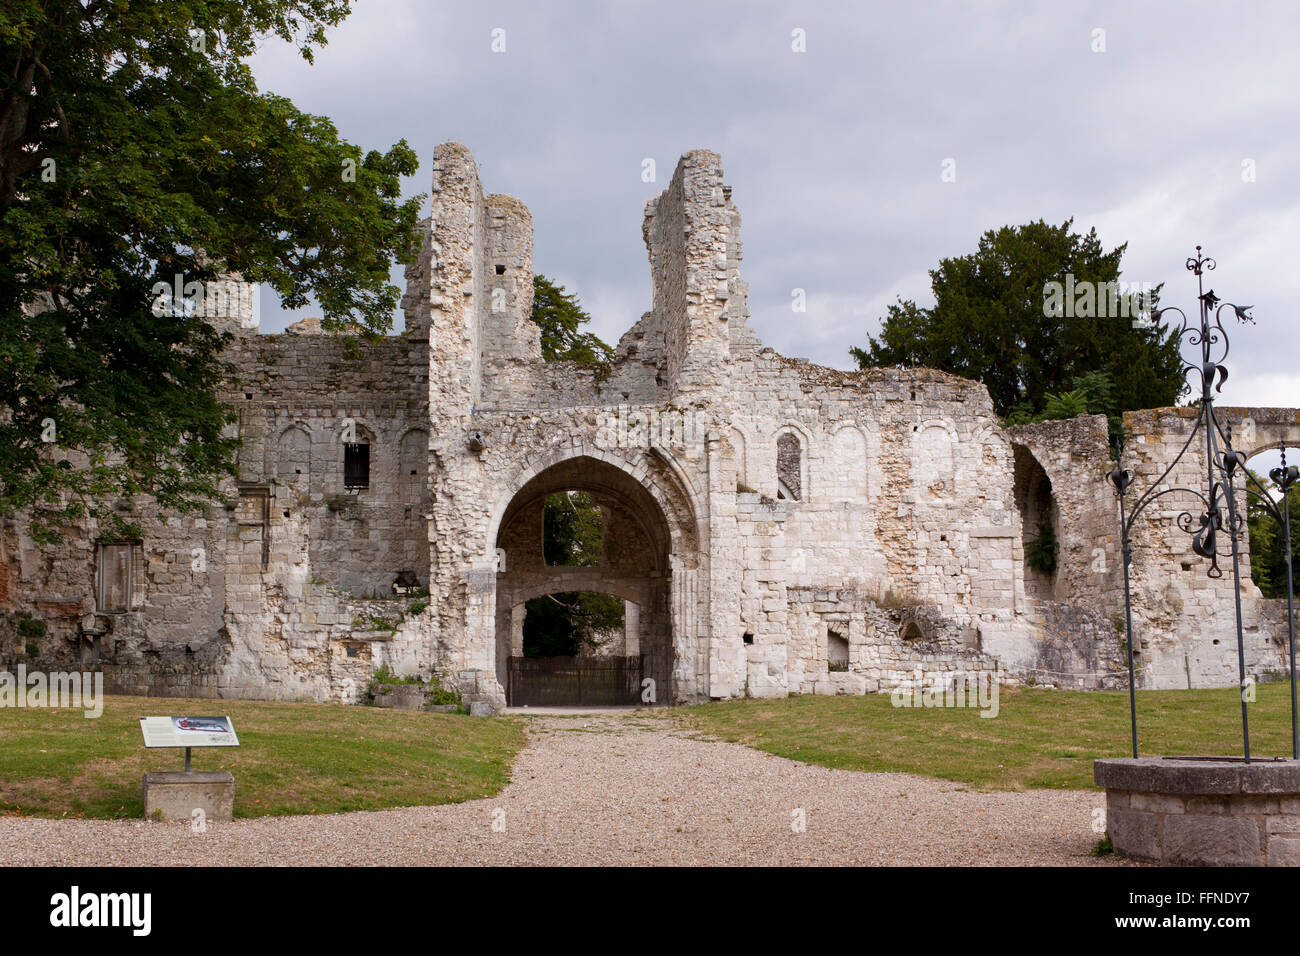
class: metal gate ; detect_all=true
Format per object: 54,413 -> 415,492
508,655 -> 644,707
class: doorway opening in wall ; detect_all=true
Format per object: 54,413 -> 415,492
495,456 -> 683,708
1245,449 -> 1300,599
1013,444 -> 1059,601
508,591 -> 645,706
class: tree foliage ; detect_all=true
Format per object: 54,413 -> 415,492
1,0 -> 422,539
522,591 -> 625,657
1005,369 -> 1124,446
531,274 -> 613,366
522,491 -> 625,656
1248,471 -> 1300,600
1024,520 -> 1059,575
851,220 -> 1184,422
542,490 -> 604,567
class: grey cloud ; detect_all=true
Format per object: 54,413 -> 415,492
248,0 -> 1299,401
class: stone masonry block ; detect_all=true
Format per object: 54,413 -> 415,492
1163,814 -> 1263,867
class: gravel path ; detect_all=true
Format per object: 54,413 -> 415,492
0,713 -> 1131,866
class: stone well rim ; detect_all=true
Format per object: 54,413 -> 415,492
1094,755 -> 1300,795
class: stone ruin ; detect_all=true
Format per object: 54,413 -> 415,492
3,142 -> 1298,712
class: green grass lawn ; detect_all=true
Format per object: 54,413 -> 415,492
678,683 -> 1299,791
0,695 -> 526,819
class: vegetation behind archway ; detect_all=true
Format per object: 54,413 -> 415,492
522,590 -> 625,657
1248,468 -> 1300,599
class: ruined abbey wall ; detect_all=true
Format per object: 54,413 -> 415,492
3,142 -> 1295,708
226,333 -> 431,596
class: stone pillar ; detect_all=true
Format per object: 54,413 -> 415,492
510,603 -> 525,657
623,600 -> 639,656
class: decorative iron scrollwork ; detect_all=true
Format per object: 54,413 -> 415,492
1105,249 -> 1293,761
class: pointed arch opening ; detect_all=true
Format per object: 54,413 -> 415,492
494,455 -> 677,705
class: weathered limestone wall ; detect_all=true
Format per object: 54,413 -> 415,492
640,149 -> 739,402
1119,406 -> 1300,689
1005,415 -> 1120,605
0,314 -> 435,701
6,141 -> 1293,709
226,332 -> 431,595
1,506 -> 226,685
0,482 -> 434,702
711,351 -> 1133,693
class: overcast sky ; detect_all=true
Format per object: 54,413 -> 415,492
250,0 -> 1300,418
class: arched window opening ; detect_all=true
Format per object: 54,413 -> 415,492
1013,444 -> 1059,600
399,429 -> 429,498
777,432 -> 802,500
343,427 -> 372,491
276,426 -> 311,485
732,428 -> 752,492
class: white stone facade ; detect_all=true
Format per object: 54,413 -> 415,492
2,143 -> 1297,707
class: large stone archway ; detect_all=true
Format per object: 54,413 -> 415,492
489,451 -> 700,705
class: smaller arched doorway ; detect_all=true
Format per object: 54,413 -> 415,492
1012,444 -> 1060,601
507,591 -> 651,706
494,456 -> 676,705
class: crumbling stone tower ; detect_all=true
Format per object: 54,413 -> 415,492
406,144 -> 744,708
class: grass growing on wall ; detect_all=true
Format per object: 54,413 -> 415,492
0,696 -> 525,819
678,683 -> 1299,790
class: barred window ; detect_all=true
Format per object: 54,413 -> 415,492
344,442 -> 370,490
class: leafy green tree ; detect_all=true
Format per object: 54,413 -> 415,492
1248,470 -> 1300,599
1,1 -> 422,540
1038,390 -> 1089,423
1004,369 -> 1123,446
523,491 -> 625,656
522,591 -> 625,657
542,490 -> 604,567
852,220 -> 1184,420
531,274 -> 613,365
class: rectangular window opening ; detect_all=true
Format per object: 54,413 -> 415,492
96,542 -> 136,613
828,628 -> 849,672
344,443 -> 370,490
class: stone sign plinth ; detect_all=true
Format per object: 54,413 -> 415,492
1095,757 -> 1300,866
143,771 -> 235,822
